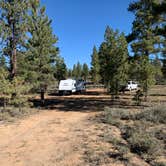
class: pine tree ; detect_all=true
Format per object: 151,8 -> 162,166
0,68 -> 31,110
162,58 -> 166,79
152,0 -> 166,38
162,36 -> 166,79
128,55 -> 141,81
77,62 -> 82,79
72,64 -> 77,78
0,54 -> 7,69
99,26 -> 129,96
139,56 -> 155,99
67,69 -> 72,78
152,56 -> 163,83
128,0 -> 161,55
0,68 -> 11,108
0,0 -> 28,79
54,56 -> 67,82
91,46 -> 100,83
27,0 -> 58,104
82,63 -> 89,81
128,0 -> 164,99
71,62 -> 83,79
98,42 -> 109,86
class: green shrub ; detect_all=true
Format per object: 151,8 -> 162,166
104,107 -> 121,126
126,125 -> 164,162
133,89 -> 143,105
121,125 -> 134,139
120,121 -> 164,162
8,109 -> 22,117
135,104 -> 166,124
104,107 -> 133,126
152,162 -> 166,166
106,137 -> 129,161
103,106 -> 165,164
128,132 -> 159,155
121,121 -> 150,139
155,129 -> 166,142
0,112 -> 10,120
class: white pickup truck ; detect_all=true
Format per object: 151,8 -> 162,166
126,81 -> 138,91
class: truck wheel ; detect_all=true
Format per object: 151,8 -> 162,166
59,91 -> 63,96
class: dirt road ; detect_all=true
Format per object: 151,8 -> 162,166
0,110 -> 94,166
0,89 -> 108,166
0,89 -> 153,166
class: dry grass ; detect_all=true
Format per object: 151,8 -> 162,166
102,103 -> 166,166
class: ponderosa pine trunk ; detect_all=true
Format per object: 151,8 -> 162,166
11,48 -> 17,79
40,89 -> 45,106
10,22 -> 17,80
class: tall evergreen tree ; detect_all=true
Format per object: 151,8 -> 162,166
67,69 -> 72,78
0,0 -> 28,79
27,0 -> 58,103
99,26 -> 129,96
128,0 -> 162,55
128,55 -> 141,81
76,62 -> 82,79
82,63 -> 89,81
72,64 -> 77,78
91,46 -> 100,83
128,0 -> 165,99
73,62 -> 82,79
152,0 -> 166,38
0,54 -> 7,69
54,56 -> 67,82
152,56 -> 163,83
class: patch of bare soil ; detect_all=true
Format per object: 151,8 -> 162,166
0,110 -> 92,166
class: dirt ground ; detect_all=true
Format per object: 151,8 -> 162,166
0,88 -> 107,166
0,87 -> 165,166
0,110 -> 92,166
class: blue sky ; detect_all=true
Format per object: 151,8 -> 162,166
41,0 -> 134,69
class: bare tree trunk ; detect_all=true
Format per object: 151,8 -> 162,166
10,22 -> 17,80
10,48 -> 17,79
40,90 -> 45,106
12,48 -> 17,78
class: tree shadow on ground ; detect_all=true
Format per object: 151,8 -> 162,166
149,94 -> 166,96
31,96 -> 144,112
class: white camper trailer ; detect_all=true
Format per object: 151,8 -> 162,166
58,79 -> 85,95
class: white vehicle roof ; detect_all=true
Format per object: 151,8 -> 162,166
59,79 -> 76,84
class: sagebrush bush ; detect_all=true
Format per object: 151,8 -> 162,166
128,132 -> 160,155
152,162 -> 166,166
104,107 -> 132,125
135,104 -> 166,124
155,129 -> 166,142
0,107 -> 36,121
8,109 -> 22,117
122,122 -> 164,162
104,107 -> 121,126
0,112 -> 10,121
106,137 -> 129,161
103,106 -> 165,164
